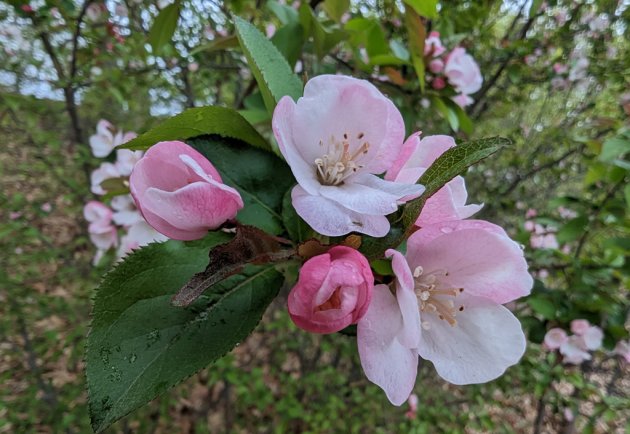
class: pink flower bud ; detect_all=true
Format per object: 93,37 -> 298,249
287,246 -> 374,334
428,58 -> 444,74
431,76 -> 446,90
129,141 -> 244,240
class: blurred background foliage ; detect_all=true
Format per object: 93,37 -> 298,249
0,0 -> 629,432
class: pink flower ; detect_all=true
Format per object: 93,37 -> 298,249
117,221 -> 168,259
272,75 -> 424,237
130,141 -> 243,240
287,246 -> 373,334
451,93 -> 474,108
444,48 -> 483,95
570,319 -> 590,336
84,201 -> 113,233
84,201 -> 118,265
613,340 -> 630,363
560,335 -> 591,364
357,219 -> 532,405
9,211 -> 22,220
91,162 -> 120,195
89,120 -> 137,158
543,328 -> 568,350
424,31 -> 445,57
188,62 -> 199,72
40,202 -> 52,213
386,135 -> 482,227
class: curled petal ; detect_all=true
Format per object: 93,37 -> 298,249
357,284 -> 418,406
291,186 -> 390,237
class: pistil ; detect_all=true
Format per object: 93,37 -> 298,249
413,266 -> 464,327
314,133 -> 370,186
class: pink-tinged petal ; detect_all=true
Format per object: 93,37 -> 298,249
446,176 -> 484,219
386,249 -> 422,349
83,201 -> 113,223
386,132 -> 422,181
89,225 -> 118,250
416,176 -> 483,227
319,183 -> 401,215
112,209 -> 143,227
272,96 -> 321,195
406,135 -> 456,173
141,181 -> 242,240
352,173 -> 425,202
560,336 -> 591,364
291,75 -> 405,174
89,134 -> 115,157
544,328 -> 568,350
582,326 -> 603,351
145,141 -> 222,181
406,222 -> 532,304
292,186 -> 390,237
570,319 -> 590,336
91,162 -> 121,195
409,219 -> 509,248
96,119 -> 113,136
357,284 -> 418,405
418,295 -> 526,385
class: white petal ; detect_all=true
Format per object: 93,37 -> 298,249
418,296 -> 526,385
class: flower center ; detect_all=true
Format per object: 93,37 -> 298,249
314,132 -> 370,186
315,286 -> 342,312
413,266 -> 464,329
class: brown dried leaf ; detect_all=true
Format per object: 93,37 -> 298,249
171,225 -> 294,307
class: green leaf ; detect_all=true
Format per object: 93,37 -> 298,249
556,215 -> 588,244
149,2 -> 181,54
267,0 -> 299,24
233,15 -> 303,113
282,188 -> 313,243
404,8 -> 426,92
432,96 -> 459,131
190,35 -> 239,55
600,136 -> 630,162
404,0 -> 438,19
86,235 -> 284,432
345,18 -> 390,59
323,0 -> 350,22
189,136 -> 295,235
624,184 -> 630,209
445,99 -> 474,135
122,106 -> 270,152
529,0 -> 544,18
271,21 -> 305,67
298,4 -> 346,60
370,258 -> 394,276
528,296 -> 557,319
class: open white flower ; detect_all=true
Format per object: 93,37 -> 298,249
272,75 -> 424,237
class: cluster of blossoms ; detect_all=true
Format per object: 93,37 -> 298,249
127,75 -> 532,405
543,320 -> 604,364
423,31 -> 483,108
84,120 -> 167,264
